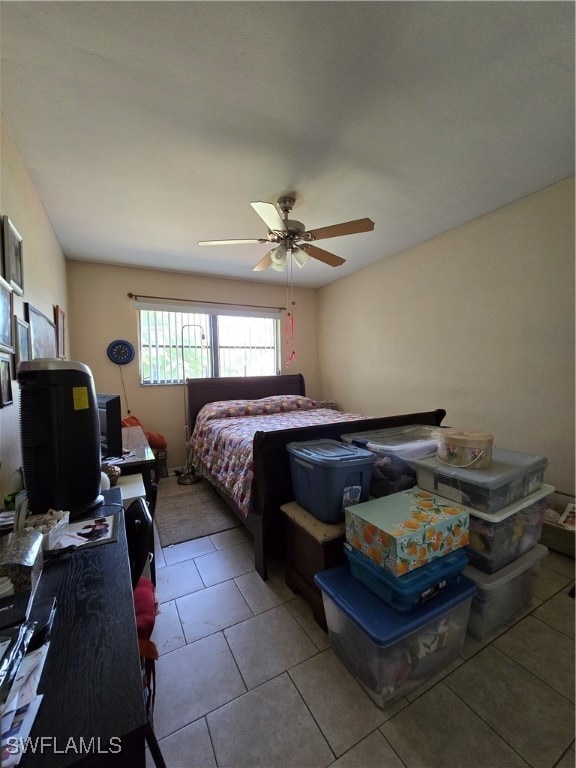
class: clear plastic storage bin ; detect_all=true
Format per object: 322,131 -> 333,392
287,440 -> 374,523
344,542 -> 468,611
341,425 -> 439,497
467,484 -> 554,573
315,565 -> 476,708
411,448 -> 548,514
465,543 -> 548,639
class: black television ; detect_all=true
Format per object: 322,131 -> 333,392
17,358 -> 103,519
97,393 -> 123,459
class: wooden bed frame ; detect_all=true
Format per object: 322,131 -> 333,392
187,374 -> 446,579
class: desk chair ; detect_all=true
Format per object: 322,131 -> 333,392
125,499 -> 167,768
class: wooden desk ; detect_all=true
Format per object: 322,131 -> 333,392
20,489 -> 146,768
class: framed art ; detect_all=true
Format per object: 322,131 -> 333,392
0,281 -> 14,354
54,305 -> 65,359
14,316 -> 31,366
0,353 -> 13,408
3,216 -> 24,296
25,302 -> 57,359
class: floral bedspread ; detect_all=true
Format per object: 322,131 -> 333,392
190,395 -> 365,517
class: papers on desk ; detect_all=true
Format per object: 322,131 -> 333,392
0,642 -> 49,766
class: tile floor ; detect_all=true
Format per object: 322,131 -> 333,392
148,478 -> 575,768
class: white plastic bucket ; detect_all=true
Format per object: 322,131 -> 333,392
437,429 -> 494,470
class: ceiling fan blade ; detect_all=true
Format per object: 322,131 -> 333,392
306,217 -> 374,241
250,202 -> 287,233
300,243 -> 346,267
197,238 -> 268,246
252,249 -> 275,272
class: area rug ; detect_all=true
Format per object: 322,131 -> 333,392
154,479 -> 241,547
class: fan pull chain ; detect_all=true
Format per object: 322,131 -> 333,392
285,299 -> 296,366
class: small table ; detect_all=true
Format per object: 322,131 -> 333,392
121,426 -> 156,506
280,501 -> 347,631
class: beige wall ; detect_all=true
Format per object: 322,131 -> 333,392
0,114 -> 68,498
66,261 -> 320,470
318,177 -> 575,495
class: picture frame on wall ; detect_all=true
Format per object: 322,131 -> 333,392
0,353 -> 13,408
25,302 -> 57,359
54,305 -> 66,359
3,216 -> 24,296
14,316 -> 31,367
0,280 -> 14,354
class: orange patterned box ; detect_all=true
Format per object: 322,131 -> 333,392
345,489 -> 470,577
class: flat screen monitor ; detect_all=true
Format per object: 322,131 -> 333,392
97,393 -> 123,458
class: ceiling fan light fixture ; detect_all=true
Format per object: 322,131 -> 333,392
292,249 -> 310,268
270,245 -> 287,271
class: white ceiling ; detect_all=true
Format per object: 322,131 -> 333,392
0,2 -> 574,289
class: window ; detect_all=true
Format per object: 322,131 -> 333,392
139,309 -> 280,385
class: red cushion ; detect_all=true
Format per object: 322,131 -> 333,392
133,576 -> 156,639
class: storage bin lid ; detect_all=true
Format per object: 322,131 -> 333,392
287,439 -> 375,466
344,542 -> 468,595
341,425 -> 439,460
469,484 -> 555,523
315,565 -> 476,647
464,543 -> 548,591
411,448 -> 548,489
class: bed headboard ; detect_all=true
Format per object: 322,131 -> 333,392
186,374 -> 306,427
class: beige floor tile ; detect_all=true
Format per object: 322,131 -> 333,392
163,535 -> 216,565
224,604 -> 318,689
381,682 -> 529,767
541,551 -> 575,579
151,599 -> 186,655
533,564 -> 572,601
494,615 -> 575,701
155,557 -> 205,603
444,645 -> 574,766
234,568 -> 295,614
149,718 -> 216,768
531,584 -> 575,638
153,632 -> 246,740
210,525 -> 250,550
206,673 -> 334,768
285,596 -> 331,651
177,579 -> 253,643
555,747 -> 576,768
194,541 -> 255,586
329,730 -> 406,768
289,649 -> 391,757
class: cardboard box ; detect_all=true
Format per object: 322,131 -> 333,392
345,488 -> 470,576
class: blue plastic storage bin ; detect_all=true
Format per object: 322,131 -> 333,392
344,542 -> 468,611
287,440 -> 374,523
315,565 -> 476,707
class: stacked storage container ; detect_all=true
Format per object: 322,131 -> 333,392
410,448 -> 553,639
286,439 -> 375,523
315,484 -> 476,707
341,425 -> 440,497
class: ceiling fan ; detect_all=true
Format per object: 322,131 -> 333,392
197,195 -> 375,272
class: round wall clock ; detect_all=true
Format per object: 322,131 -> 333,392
107,340 -> 135,365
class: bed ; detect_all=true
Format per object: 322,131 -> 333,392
187,374 -> 446,579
